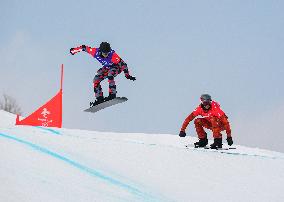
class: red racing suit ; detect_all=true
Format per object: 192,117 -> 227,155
180,101 -> 232,139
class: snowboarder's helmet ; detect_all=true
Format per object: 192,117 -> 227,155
200,94 -> 212,102
99,42 -> 111,53
200,94 -> 212,110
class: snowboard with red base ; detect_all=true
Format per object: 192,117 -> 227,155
84,97 -> 128,113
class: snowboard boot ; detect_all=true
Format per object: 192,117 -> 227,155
90,96 -> 104,107
210,138 -> 222,149
194,138 -> 208,148
105,93 -> 116,101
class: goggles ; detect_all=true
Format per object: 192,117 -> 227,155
200,98 -> 211,106
101,52 -> 109,57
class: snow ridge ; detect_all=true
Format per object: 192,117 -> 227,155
0,132 -> 159,202
1,110 -> 284,202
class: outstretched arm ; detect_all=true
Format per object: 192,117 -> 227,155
113,55 -> 136,81
179,112 -> 196,137
121,63 -> 136,81
180,113 -> 196,132
70,45 -> 85,55
70,45 -> 96,56
220,114 -> 233,145
220,114 -> 232,137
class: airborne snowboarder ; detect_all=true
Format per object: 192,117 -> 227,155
179,94 -> 233,149
70,42 -> 136,107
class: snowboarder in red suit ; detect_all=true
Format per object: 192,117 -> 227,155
70,42 -> 136,106
179,94 -> 233,149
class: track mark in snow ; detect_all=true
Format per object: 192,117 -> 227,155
34,126 -> 61,135
0,132 -> 159,202
67,135 -> 283,160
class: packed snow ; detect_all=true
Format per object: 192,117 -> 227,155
0,110 -> 283,202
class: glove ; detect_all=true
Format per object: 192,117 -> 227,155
70,48 -> 75,55
179,131 -> 186,137
81,45 -> 86,51
126,75 -> 136,81
226,137 -> 233,146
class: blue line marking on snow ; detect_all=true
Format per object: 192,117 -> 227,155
0,132 -> 159,201
34,126 -> 61,135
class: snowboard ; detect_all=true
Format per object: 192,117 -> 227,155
204,146 -> 236,150
185,144 -> 236,150
84,97 -> 128,113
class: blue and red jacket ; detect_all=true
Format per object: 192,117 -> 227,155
70,45 -> 123,67
70,45 -> 133,79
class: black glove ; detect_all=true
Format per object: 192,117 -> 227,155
70,48 -> 75,55
127,75 -> 136,81
226,137 -> 233,146
81,45 -> 86,51
179,131 -> 186,137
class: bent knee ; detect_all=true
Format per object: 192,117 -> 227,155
194,118 -> 203,125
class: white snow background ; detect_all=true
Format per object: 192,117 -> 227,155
1,110 -> 284,202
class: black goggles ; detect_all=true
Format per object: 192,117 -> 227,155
200,99 -> 211,105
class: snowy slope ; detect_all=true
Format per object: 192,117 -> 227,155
0,110 -> 284,202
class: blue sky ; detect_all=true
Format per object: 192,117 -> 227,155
1,0 -> 284,152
